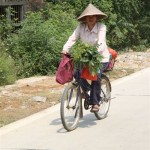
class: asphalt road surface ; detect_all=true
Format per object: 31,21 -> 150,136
0,68 -> 150,150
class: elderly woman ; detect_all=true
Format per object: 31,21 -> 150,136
62,3 -> 110,112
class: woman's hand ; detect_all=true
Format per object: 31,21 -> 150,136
62,50 -> 69,54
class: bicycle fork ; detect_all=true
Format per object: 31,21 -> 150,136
75,86 -> 83,118
67,86 -> 83,119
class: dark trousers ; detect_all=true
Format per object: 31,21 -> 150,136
81,62 -> 109,105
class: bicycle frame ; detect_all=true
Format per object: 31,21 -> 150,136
73,67 -> 111,116
60,67 -> 111,131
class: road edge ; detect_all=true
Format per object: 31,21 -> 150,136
0,67 -> 149,136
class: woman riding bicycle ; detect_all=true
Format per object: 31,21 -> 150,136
62,3 -> 110,112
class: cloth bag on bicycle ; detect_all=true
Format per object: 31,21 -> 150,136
106,48 -> 118,71
56,54 -> 74,84
81,65 -> 97,81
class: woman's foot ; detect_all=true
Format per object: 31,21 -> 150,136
90,104 -> 100,112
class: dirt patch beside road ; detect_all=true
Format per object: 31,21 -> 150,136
0,76 -> 64,127
0,51 -> 150,127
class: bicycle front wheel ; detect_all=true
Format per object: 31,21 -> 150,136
60,83 -> 81,131
95,74 -> 111,120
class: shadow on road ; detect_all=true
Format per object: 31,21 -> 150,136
50,113 -> 99,133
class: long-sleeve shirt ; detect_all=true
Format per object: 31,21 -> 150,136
63,22 -> 110,62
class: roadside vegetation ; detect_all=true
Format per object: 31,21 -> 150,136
0,42 -> 17,86
0,0 -> 150,86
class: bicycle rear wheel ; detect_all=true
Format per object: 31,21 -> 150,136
60,83 -> 81,131
95,74 -> 111,120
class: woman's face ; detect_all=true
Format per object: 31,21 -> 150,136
85,15 -> 97,26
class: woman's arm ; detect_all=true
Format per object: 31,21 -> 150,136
62,25 -> 80,54
97,24 -> 107,53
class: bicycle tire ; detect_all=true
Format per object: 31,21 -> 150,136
94,74 -> 111,120
60,83 -> 81,131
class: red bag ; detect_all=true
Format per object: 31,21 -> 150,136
106,48 -> 117,71
108,48 -> 117,59
56,54 -> 74,84
81,65 -> 97,81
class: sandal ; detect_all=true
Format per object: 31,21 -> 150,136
90,104 -> 100,112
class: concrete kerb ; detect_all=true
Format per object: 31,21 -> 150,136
0,67 -> 149,136
0,103 -> 60,136
111,67 -> 150,87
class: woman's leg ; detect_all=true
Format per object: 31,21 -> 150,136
90,79 -> 101,105
81,78 -> 90,92
90,62 -> 109,106
80,62 -> 109,107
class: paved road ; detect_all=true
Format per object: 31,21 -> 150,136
0,68 -> 150,150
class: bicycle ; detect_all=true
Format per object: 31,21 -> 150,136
60,66 -> 111,131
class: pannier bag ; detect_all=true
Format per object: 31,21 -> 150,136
107,48 -> 118,70
108,48 -> 117,59
56,54 -> 74,84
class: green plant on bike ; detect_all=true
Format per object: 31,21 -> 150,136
71,41 -> 103,76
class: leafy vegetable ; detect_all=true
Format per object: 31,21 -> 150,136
71,41 -> 103,76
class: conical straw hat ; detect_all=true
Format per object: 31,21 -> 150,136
77,3 -> 107,21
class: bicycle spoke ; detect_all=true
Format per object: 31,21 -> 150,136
60,84 -> 81,131
95,75 -> 111,120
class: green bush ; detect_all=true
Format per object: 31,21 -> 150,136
0,42 -> 17,86
0,14 -> 14,40
7,3 -> 77,77
48,0 -> 150,51
3,1 -> 149,79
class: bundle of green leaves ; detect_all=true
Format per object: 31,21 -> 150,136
71,41 -> 103,76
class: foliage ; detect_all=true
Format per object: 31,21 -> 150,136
7,3 -> 77,77
0,14 -> 14,40
46,0 -> 150,51
71,41 -> 103,75
0,42 -> 17,86
108,0 -> 148,51
1,0 -> 149,80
